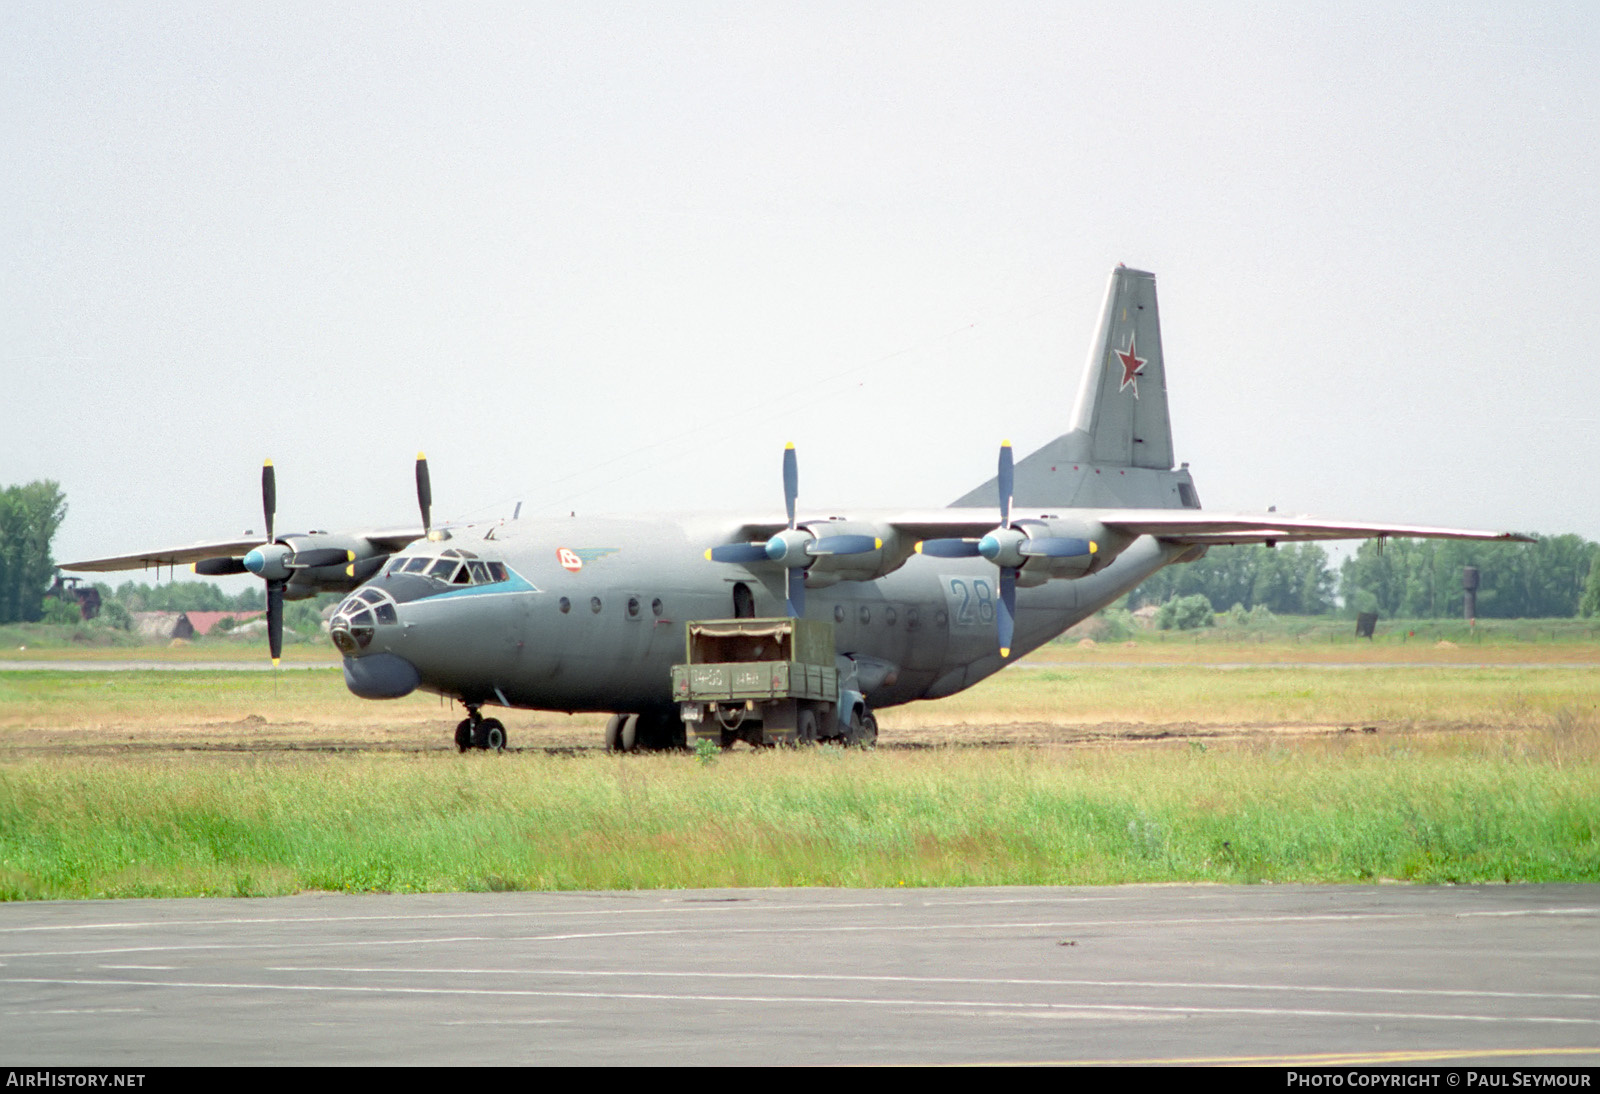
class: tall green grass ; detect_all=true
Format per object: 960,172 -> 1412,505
3,727 -> 1595,900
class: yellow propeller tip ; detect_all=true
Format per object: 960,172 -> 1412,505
874,538 -> 883,549
417,451 -> 427,460
1001,439 -> 1012,448
271,658 -> 280,668
1090,541 -> 1099,553
263,458 -> 273,467
913,542 -> 924,554
784,442 -> 795,450
1000,648 -> 1011,659
703,548 -> 713,561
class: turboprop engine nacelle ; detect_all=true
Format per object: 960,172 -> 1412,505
241,533 -> 390,594
1013,517 -> 1131,581
794,521 -> 912,587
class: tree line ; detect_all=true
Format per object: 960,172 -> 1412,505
6,479 -> 1600,624
1130,536 -> 1600,619
0,482 -> 67,624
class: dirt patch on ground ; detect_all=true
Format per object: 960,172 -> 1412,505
0,713 -> 1503,757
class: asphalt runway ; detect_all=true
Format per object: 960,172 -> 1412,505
1,885 -> 1596,1066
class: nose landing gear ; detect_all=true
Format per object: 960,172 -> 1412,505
454,706 -> 507,752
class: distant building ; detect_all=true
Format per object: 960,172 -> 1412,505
181,611 -> 264,636
130,610 -> 263,640
132,612 -> 184,640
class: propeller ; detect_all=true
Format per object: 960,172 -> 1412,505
198,456 -> 436,665
259,459 -> 286,664
416,452 -> 432,535
705,444 -> 881,618
916,442 -> 1097,658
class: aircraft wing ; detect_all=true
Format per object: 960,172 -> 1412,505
359,526 -> 426,553
1089,511 -> 1536,547
727,510 -> 1532,549
59,538 -> 267,572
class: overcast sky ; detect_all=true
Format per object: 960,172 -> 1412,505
5,2 -> 1597,587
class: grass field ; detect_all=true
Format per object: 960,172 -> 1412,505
1,635 -> 1596,899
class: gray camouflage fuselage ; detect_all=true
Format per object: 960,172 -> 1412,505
336,512 -> 1186,715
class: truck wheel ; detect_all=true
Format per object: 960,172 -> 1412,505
845,707 -> 878,748
858,712 -> 878,748
795,707 -> 819,745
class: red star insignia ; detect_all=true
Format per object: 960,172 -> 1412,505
1115,334 -> 1145,396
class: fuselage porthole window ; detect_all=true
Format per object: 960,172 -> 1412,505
833,605 -> 845,624
651,598 -> 663,617
627,596 -> 640,618
590,596 -> 602,613
558,597 -> 571,614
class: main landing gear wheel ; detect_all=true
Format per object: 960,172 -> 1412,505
605,713 -> 639,753
456,709 -> 508,752
604,712 -> 685,753
479,718 -> 506,752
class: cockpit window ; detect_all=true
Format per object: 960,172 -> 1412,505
385,553 -> 516,589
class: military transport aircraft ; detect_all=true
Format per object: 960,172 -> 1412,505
62,266 -> 1528,753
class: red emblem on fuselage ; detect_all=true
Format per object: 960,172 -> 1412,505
1115,334 -> 1146,397
557,548 -> 583,573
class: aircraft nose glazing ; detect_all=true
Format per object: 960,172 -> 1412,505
329,587 -> 399,656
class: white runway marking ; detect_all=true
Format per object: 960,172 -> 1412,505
4,906 -> 1593,959
6,976 -> 1598,1027
273,966 -> 1600,1003
0,901 -> 894,934
98,964 -> 176,970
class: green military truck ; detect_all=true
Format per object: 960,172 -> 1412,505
670,617 -> 874,747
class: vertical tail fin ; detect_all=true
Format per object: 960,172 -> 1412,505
1071,265 -> 1174,470
951,265 -> 1197,510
